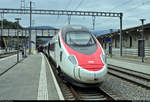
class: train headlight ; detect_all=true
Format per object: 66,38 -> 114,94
100,54 -> 106,64
68,55 -> 78,65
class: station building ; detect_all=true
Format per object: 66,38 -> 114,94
0,26 -> 59,53
97,23 -> 150,57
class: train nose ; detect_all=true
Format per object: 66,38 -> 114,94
74,65 -> 107,84
79,64 -> 104,71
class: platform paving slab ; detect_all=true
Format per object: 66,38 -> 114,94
107,56 -> 150,75
0,54 -> 23,75
0,53 -> 60,100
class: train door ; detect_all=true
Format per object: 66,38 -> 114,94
48,43 -> 50,56
58,36 -> 63,65
54,35 -> 60,66
54,40 -> 57,61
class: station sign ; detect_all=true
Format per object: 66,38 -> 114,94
104,37 -> 111,42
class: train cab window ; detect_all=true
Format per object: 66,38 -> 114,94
66,32 -> 96,46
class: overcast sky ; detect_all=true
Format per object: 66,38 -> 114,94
0,0 -> 150,30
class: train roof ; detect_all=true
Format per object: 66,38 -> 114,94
62,25 -> 90,34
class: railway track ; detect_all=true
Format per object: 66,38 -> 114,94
108,64 -> 150,89
48,56 -> 117,100
63,84 -> 115,100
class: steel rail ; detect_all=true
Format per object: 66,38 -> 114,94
47,53 -> 117,100
108,65 -> 150,81
108,65 -> 150,89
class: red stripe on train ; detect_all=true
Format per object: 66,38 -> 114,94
59,31 -> 104,71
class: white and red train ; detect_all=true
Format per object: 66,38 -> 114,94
43,25 -> 107,87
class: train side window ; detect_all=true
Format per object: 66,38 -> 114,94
60,51 -> 62,62
50,43 -> 55,51
48,43 -> 50,50
48,43 -> 50,54
58,37 -> 61,48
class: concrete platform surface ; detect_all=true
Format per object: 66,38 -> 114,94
0,53 -> 23,75
107,56 -> 150,75
0,53 -> 63,100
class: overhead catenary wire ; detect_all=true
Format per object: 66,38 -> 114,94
124,0 -> 150,13
55,0 -> 74,26
126,10 -> 150,18
65,0 -> 73,24
123,0 -> 150,19
54,0 -> 150,30
64,0 -> 73,10
64,0 -> 85,25
74,0 -> 85,11
109,0 -> 133,11
107,0 -> 150,27
55,15 -> 60,24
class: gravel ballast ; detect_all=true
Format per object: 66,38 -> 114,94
100,74 -> 150,100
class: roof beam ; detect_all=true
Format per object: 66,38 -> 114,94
0,8 -> 122,17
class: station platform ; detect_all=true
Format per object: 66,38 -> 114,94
0,49 -> 16,55
107,55 -> 150,75
0,53 -> 64,100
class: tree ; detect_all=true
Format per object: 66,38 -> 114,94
0,19 -> 22,29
